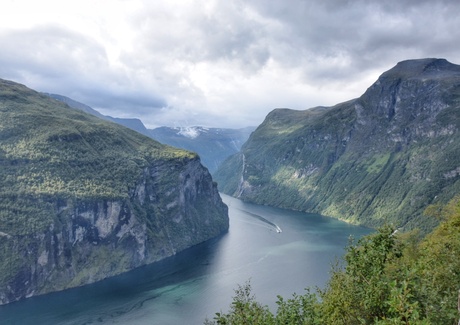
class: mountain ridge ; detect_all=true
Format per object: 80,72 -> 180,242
214,58 -> 460,231
0,78 -> 228,304
43,93 -> 152,137
150,126 -> 255,173
43,93 -> 255,173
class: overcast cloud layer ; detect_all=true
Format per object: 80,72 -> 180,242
1,0 -> 459,128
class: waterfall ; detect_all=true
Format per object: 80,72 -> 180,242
236,154 -> 246,198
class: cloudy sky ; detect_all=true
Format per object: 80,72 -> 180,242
1,0 -> 459,129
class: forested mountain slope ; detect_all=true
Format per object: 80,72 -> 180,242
0,79 -> 228,305
44,93 -> 152,137
215,58 -> 460,231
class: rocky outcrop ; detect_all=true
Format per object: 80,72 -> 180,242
0,156 -> 227,305
215,58 -> 460,231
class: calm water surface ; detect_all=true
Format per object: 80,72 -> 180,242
0,194 -> 371,324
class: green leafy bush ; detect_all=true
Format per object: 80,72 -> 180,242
207,196 -> 460,324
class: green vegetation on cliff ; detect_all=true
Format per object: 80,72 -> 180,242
206,196 -> 460,324
215,58 -> 460,231
0,78 -> 228,304
0,79 -> 196,235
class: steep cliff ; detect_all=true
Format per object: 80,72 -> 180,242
214,58 -> 460,231
0,79 -> 228,305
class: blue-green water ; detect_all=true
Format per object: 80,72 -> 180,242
0,194 -> 371,324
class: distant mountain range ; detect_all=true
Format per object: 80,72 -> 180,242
150,126 -> 255,173
43,93 -> 255,173
44,93 -> 152,137
214,58 -> 460,232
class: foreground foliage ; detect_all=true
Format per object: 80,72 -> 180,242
206,197 -> 460,324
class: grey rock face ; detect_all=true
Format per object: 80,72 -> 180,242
215,58 -> 460,231
0,79 -> 228,305
0,156 -> 228,305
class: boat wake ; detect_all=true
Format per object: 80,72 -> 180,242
236,208 -> 282,233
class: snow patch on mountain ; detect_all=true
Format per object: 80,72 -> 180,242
177,126 -> 208,139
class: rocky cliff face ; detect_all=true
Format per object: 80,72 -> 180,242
215,58 -> 460,231
1,157 -> 227,305
0,79 -> 228,305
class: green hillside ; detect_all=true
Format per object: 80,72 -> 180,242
0,79 -> 194,234
0,78 -> 228,304
215,58 -> 460,231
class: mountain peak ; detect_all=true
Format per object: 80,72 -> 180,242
362,58 -> 460,115
177,126 -> 207,139
379,58 -> 460,81
215,58 -> 460,233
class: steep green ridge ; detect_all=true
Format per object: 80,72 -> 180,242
215,58 -> 460,231
0,79 -> 228,304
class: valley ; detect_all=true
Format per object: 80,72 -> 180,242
1,58 -> 459,324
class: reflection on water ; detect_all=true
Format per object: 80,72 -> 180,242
0,194 -> 371,325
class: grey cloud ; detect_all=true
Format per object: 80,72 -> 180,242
78,88 -> 167,114
71,1 -> 460,125
194,3 -> 271,71
244,0 -> 460,83
0,26 -> 108,80
1,1 -> 460,129
0,25 -> 167,117
128,1 -> 272,74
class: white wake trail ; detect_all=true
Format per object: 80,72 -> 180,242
236,208 -> 282,233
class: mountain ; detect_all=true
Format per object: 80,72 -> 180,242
43,93 -> 106,118
44,94 -> 254,172
108,116 -> 151,137
0,79 -> 228,305
44,93 -> 152,137
214,58 -> 460,231
149,126 -> 255,173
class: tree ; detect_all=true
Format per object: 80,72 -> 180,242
207,197 -> 460,324
205,281 -> 274,325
